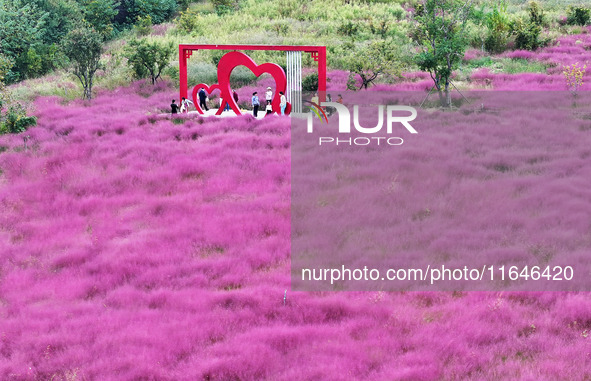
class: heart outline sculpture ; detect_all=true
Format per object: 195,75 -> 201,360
192,83 -> 221,115
215,51 -> 290,116
190,51 -> 291,116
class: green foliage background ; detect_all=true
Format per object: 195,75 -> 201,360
1,0 -> 590,105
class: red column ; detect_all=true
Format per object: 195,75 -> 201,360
179,46 -> 188,102
317,46 -> 327,103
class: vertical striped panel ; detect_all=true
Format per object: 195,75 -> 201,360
286,51 -> 303,114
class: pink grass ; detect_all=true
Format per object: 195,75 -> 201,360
0,66 -> 590,379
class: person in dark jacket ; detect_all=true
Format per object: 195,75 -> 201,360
198,88 -> 209,111
171,100 -> 179,114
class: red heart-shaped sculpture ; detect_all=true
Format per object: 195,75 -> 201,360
216,51 -> 290,116
192,83 -> 221,115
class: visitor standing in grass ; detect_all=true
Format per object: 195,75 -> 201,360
265,86 -> 273,106
171,100 -> 179,115
198,89 -> 209,111
252,92 -> 260,117
180,97 -> 193,113
311,92 -> 319,105
280,91 -> 287,115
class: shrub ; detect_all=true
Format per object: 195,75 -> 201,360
484,3 -> 511,53
277,0 -> 299,18
212,0 -> 239,16
302,73 -> 319,92
116,0 -> 177,26
509,1 -> 551,51
528,1 -> 544,27
134,15 -> 153,36
511,17 -> 543,50
177,8 -> 202,33
346,72 -> 357,91
337,21 -> 361,37
124,39 -> 175,85
563,62 -> 586,96
0,103 -> 36,134
566,6 -> 591,26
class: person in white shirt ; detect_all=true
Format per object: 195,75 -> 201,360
279,91 -> 287,115
180,97 -> 193,113
265,86 -> 273,106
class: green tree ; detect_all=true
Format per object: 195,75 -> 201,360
0,54 -> 36,135
483,1 -> 511,53
133,14 -> 153,36
117,0 -> 177,25
82,0 -> 120,39
302,73 -> 319,92
124,39 -> 174,84
566,6 -> 591,26
0,54 -> 14,111
337,39 -> 403,89
211,0 -> 239,16
33,0 -> 81,44
62,27 -> 104,100
510,1 -> 547,51
410,0 -> 474,107
0,0 -> 47,82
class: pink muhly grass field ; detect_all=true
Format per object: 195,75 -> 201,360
0,79 -> 590,380
475,27 -> 591,90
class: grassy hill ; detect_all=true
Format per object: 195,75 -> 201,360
7,0 -> 591,103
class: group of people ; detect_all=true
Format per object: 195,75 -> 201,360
251,86 -> 287,117
172,87 -> 333,117
170,97 -> 194,114
170,89 -> 241,115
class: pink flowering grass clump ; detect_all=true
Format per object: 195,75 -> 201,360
1,79 -> 591,380
482,29 -> 591,88
469,68 -> 576,90
463,48 -> 486,62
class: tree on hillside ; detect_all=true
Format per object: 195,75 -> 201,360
410,0 -> 474,107
124,39 -> 174,85
81,0 -> 120,39
62,27 -> 103,100
0,0 -> 46,82
0,54 -> 37,135
115,0 -> 177,25
33,0 -> 81,44
337,39 -> 404,90
0,55 -> 14,111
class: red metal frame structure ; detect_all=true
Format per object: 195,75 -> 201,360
179,44 -> 327,105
